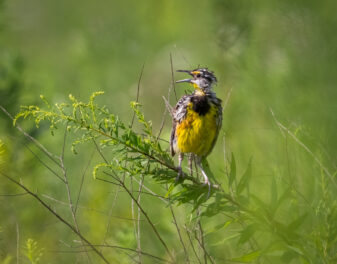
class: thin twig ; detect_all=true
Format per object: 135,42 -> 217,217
0,192 -> 27,197
60,131 -> 76,216
170,53 -> 177,102
134,160 -> 149,263
96,244 -> 171,263
131,177 -> 168,204
47,249 -> 94,254
0,105 -> 60,167
131,177 -> 137,260
194,225 -> 215,264
222,87 -> 232,113
42,193 -> 140,221
103,185 -> 121,242
130,65 -> 145,263
196,210 -> 208,264
161,96 -> 173,117
92,140 -> 126,244
123,252 -> 140,264
136,174 -> 145,263
131,63 -> 145,126
157,54 -> 176,140
92,140 -> 108,163
185,225 -> 202,264
102,170 -> 175,262
0,171 -> 110,264
167,190 -> 189,263
23,142 -> 65,183
69,244 -> 172,263
75,148 -> 95,215
131,175 -> 137,252
109,187 -> 213,210
60,128 -> 91,264
96,177 -> 122,187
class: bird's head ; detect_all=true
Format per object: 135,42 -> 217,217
176,68 -> 217,94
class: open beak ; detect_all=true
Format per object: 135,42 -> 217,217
176,69 -> 194,83
177,69 -> 193,76
176,78 -> 192,83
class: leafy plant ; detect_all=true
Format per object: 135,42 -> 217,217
14,92 -> 207,203
24,239 -> 44,264
0,92 -> 334,263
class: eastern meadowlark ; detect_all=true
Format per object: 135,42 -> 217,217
170,68 -> 222,189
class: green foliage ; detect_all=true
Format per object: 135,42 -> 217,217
24,239 -> 44,264
11,92 -> 337,263
14,93 -> 211,203
15,93 -> 172,168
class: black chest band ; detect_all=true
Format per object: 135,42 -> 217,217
191,96 -> 210,116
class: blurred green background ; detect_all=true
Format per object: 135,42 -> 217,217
1,0 -> 336,263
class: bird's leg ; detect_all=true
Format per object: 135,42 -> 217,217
194,156 -> 200,180
196,157 -> 210,184
188,154 -> 194,177
176,153 -> 184,182
196,157 -> 211,198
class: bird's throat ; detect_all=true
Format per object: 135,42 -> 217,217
193,84 -> 205,96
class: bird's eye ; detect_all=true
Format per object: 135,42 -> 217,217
196,74 -> 201,78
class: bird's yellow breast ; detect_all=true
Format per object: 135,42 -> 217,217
176,102 -> 218,156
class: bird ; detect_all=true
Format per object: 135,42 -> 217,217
170,68 -> 222,192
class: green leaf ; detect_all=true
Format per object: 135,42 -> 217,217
251,194 -> 269,210
264,241 -> 288,257
39,94 -> 51,108
192,192 -> 208,211
230,250 -> 261,263
286,245 -> 305,256
287,213 -> 308,231
237,158 -> 252,195
211,233 -> 240,246
229,152 -> 236,187
164,183 -> 176,198
271,187 -> 291,216
238,224 -> 257,244
25,238 -> 44,264
202,199 -> 237,217
205,220 -> 232,236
